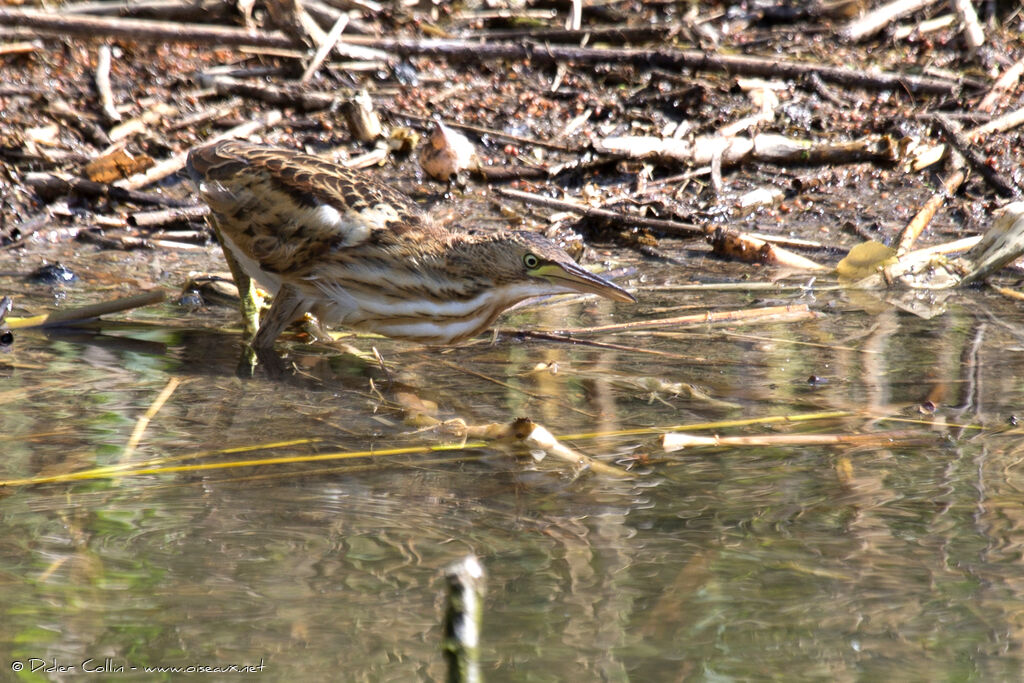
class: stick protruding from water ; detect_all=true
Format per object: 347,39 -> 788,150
443,555 -> 486,683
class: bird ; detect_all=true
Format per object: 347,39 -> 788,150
185,139 -> 635,350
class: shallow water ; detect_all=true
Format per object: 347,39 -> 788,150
2,246 -> 1023,681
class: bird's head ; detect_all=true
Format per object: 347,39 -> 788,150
464,231 -> 635,304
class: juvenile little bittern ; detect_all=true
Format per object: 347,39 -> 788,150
186,140 -> 634,349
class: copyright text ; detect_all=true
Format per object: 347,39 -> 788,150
10,658 -> 266,675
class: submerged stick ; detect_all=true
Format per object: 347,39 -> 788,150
443,555 -> 486,683
5,290 -> 165,329
552,303 -> 816,335
121,377 -> 181,462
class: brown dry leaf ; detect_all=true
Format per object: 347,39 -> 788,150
84,148 -> 155,183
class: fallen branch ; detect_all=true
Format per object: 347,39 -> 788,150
594,133 -> 899,168
0,7 -> 299,49
211,76 -> 337,111
496,187 -> 706,238
127,204 -> 209,228
709,228 -> 827,270
499,187 -> 826,269
23,171 -> 194,206
339,36 -> 966,95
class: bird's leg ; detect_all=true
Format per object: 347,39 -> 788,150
210,216 -> 263,338
251,283 -> 311,350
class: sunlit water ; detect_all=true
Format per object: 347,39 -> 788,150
2,246 -> 1023,681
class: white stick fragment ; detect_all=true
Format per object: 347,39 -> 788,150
95,44 -> 121,122
520,422 -> 631,478
951,0 -> 984,50
300,14 -> 348,84
893,13 -> 955,40
566,0 -> 581,30
840,0 -> 942,41
978,58 -> 1024,113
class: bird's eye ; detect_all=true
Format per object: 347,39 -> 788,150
523,253 -> 540,269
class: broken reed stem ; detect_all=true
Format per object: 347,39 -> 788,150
0,441 -> 493,487
894,157 -> 966,255
663,429 -> 930,452
967,105 -> 1024,142
5,411 -> 988,489
520,420 -> 632,478
950,0 -> 985,50
299,14 -> 348,84
978,59 -> 1024,113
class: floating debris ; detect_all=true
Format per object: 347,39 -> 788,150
27,262 -> 77,285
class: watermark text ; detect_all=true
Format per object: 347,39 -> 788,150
10,657 -> 266,675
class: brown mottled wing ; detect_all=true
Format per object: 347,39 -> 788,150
186,140 -> 445,277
